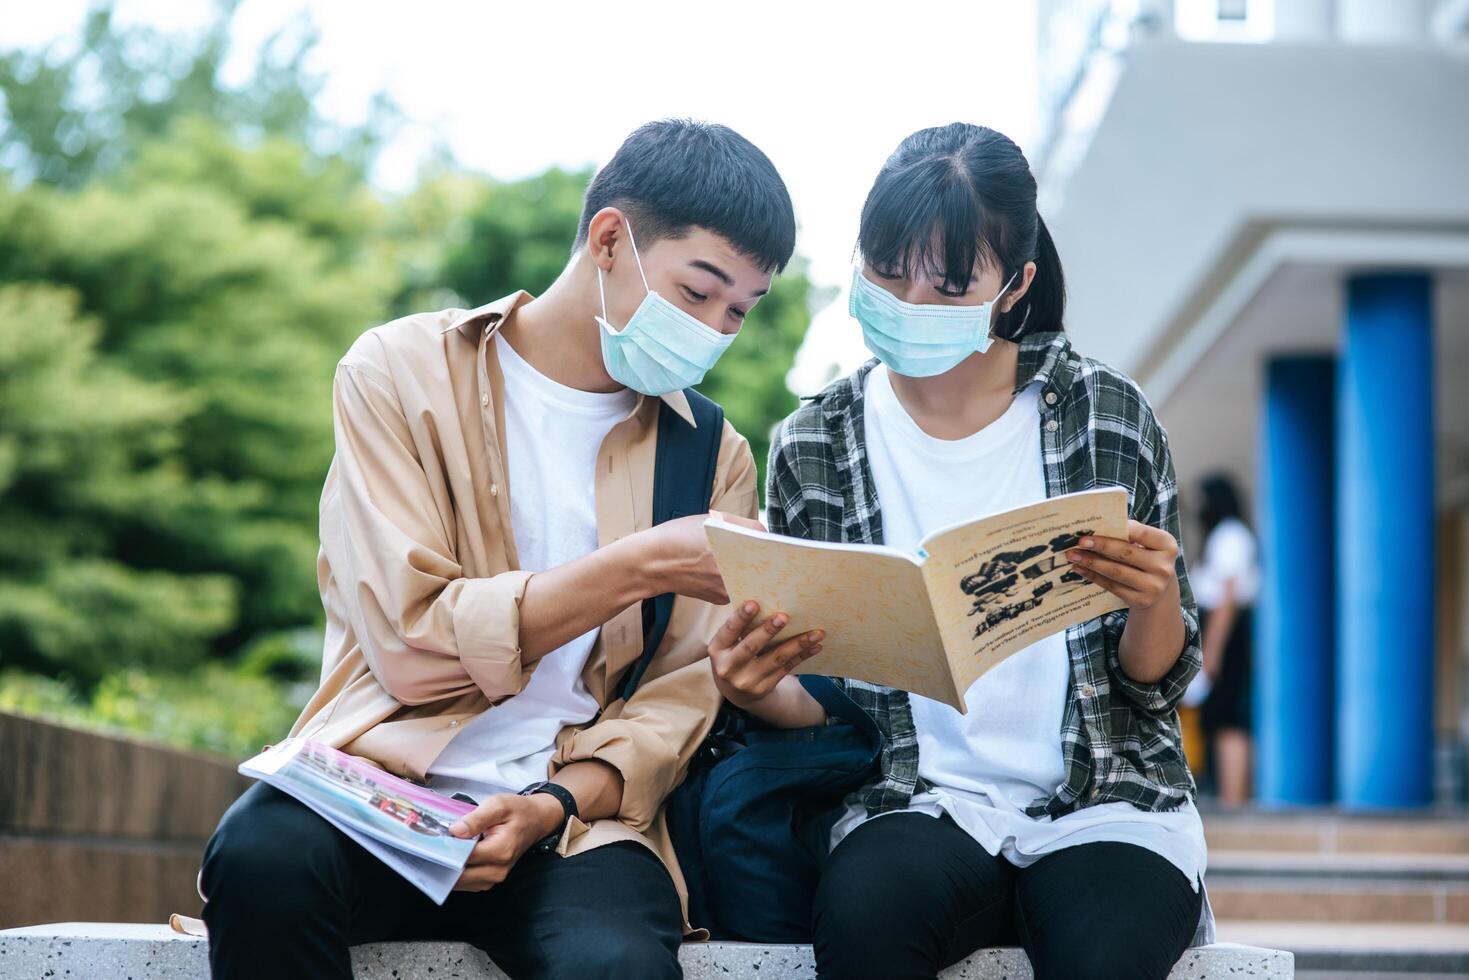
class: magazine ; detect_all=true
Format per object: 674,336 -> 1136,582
238,738 -> 478,903
705,487 -> 1130,711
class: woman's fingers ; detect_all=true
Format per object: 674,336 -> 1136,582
735,611 -> 788,659
1069,549 -> 1150,592
713,600 -> 760,652
753,630 -> 825,681
1072,563 -> 1146,605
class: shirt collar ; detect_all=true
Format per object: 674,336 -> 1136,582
440,292 -> 696,427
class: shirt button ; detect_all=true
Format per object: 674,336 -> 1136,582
1090,787 -> 1101,800
1044,391 -> 1058,405
480,392 -> 489,407
1045,418 -> 1059,432
1081,684 -> 1095,698
449,719 -> 459,727
490,483 -> 499,497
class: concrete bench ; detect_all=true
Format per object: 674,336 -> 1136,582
0,922 -> 1293,978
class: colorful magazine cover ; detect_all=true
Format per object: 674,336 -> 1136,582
238,738 -> 478,903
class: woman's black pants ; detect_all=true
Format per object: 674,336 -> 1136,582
812,810 -> 1202,980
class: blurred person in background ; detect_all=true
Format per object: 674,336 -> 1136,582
1190,472 -> 1260,806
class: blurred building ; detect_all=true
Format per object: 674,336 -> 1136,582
1035,0 -> 1469,808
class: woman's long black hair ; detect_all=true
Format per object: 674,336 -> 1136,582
1198,471 -> 1248,540
857,122 -> 1065,339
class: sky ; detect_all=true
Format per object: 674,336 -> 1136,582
6,0 -> 1040,393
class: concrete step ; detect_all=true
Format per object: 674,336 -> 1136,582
1202,810 -> 1469,855
1208,850 -> 1469,880
1217,920 -> 1469,975
1206,877 -> 1469,924
1203,851 -> 1469,924
0,922 -> 1294,979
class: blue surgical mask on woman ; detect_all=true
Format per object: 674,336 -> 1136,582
850,264 -> 1018,378
595,221 -> 736,397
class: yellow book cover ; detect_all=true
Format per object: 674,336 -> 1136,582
704,488 -> 1130,711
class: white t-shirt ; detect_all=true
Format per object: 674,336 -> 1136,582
425,334 -> 637,802
1191,517 -> 1259,610
829,364 -> 1207,895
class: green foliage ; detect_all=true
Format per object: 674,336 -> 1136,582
0,664 -> 309,758
0,2 -> 817,754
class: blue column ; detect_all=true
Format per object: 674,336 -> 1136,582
1256,356 -> 1335,805
1336,272 -> 1437,808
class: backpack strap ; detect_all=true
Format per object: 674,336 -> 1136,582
617,389 -> 725,702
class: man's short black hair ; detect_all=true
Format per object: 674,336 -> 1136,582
575,119 -> 796,273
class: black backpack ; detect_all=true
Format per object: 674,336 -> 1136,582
621,390 -> 883,942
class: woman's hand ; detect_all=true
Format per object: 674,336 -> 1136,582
710,600 -> 824,708
447,792 -> 563,891
1066,520 -> 1180,609
709,601 -> 827,727
1070,519 -> 1188,685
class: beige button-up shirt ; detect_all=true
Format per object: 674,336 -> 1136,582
282,291 -> 757,933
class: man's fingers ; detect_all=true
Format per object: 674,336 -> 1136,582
466,833 -> 517,867
450,795 -> 511,838
453,863 -> 509,891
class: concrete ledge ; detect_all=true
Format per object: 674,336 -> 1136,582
0,922 -> 1294,978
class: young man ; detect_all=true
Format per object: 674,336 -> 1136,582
196,119 -> 807,980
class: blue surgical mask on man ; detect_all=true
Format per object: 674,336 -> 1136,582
595,221 -> 736,397
850,264 -> 1018,378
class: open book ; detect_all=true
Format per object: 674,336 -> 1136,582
705,488 -> 1130,711
239,739 -> 477,903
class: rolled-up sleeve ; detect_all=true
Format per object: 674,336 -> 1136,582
1102,413 -> 1203,717
327,358 -> 533,705
548,423 -> 758,830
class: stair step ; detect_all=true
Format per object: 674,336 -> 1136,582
1206,879 -> 1469,924
1208,850 -> 1469,881
1203,811 -> 1469,855
1216,920 -> 1469,975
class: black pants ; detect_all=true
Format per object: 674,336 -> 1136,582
200,782 -> 683,980
812,811 -> 1202,980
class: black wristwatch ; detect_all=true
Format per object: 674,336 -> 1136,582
518,781 -> 578,853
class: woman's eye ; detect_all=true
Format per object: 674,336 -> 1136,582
873,269 -> 902,281
730,307 -> 748,321
936,287 -> 969,299
682,287 -> 708,302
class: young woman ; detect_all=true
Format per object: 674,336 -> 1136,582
708,123 -> 1212,979
1193,472 -> 1260,805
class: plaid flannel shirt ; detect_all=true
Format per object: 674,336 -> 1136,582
765,330 -> 1202,820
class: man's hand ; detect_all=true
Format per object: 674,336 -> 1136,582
628,511 -> 765,604
709,600 -> 824,712
1066,520 -> 1180,610
446,792 -> 564,892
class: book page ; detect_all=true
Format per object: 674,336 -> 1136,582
705,519 -> 960,708
239,739 -> 477,871
918,488 -> 1130,694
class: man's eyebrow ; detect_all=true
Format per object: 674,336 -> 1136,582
689,258 -> 769,298
688,259 -> 735,285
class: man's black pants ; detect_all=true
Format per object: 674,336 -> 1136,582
200,782 -> 683,979
812,811 -> 1203,980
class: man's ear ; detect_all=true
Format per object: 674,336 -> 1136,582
1000,260 -> 1038,314
585,207 -> 627,273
